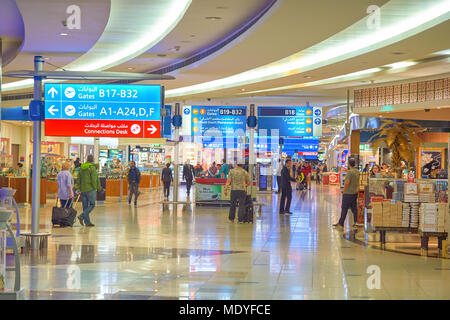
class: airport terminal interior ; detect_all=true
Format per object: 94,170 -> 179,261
0,0 -> 449,301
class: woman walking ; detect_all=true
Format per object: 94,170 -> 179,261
57,161 -> 75,208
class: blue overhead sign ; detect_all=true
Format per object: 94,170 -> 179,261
182,106 -> 247,137
44,83 -> 162,121
257,106 -> 322,137
44,83 -> 162,138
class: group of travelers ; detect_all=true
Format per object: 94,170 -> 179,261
56,154 -> 101,227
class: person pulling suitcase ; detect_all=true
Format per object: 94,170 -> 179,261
224,163 -> 251,224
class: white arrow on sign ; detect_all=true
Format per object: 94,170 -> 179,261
48,105 -> 59,116
147,124 -> 157,134
48,87 -> 58,98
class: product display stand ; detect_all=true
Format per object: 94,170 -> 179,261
419,231 -> 448,258
373,226 -> 418,249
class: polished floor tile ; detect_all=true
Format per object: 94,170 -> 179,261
4,183 -> 450,299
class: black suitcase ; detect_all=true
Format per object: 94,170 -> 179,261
242,194 -> 254,223
52,195 -> 79,227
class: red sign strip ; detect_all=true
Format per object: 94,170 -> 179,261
45,119 -> 161,138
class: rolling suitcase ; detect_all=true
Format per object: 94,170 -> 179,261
242,194 -> 254,223
52,194 -> 80,227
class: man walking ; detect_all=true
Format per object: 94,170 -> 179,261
76,154 -> 101,227
161,162 -> 173,200
333,158 -> 360,230
224,163 -> 250,223
127,161 -> 141,207
182,160 -> 195,199
279,159 -> 297,215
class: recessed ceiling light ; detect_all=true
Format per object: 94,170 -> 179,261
241,89 -> 246,91
304,76 -> 312,79
127,67 -> 134,70
59,32 -> 69,36
205,16 -> 222,20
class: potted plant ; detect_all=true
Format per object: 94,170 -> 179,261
368,120 -> 424,178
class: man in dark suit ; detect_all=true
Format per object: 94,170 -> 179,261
279,159 -> 297,215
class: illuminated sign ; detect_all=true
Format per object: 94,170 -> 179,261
44,83 -> 162,138
182,106 -> 247,137
257,106 -> 322,137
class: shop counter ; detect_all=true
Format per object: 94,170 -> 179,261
28,178 -> 47,205
195,178 -> 257,206
139,174 -> 151,188
328,172 -> 340,185
0,176 -> 28,203
151,174 -> 160,188
10,177 -> 27,204
105,179 -> 128,197
47,179 -> 58,194
322,173 -> 330,185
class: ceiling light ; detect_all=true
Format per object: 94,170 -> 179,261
166,1 -> 449,98
3,0 -> 192,92
304,76 -> 312,79
385,61 -> 417,69
432,49 -> 450,56
205,16 -> 222,20
127,67 -> 134,70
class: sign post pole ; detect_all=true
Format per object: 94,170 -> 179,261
248,104 -> 256,197
173,103 -> 181,205
31,56 -> 44,249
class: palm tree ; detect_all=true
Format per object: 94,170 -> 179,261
368,120 -> 424,177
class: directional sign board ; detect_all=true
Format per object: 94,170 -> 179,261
182,106 -> 247,137
257,106 -> 322,137
44,83 -> 162,138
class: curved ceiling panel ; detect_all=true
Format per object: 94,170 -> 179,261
3,0 -> 191,92
165,0 -> 450,99
0,0 -> 25,66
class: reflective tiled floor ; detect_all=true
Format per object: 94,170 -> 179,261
5,183 -> 450,300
